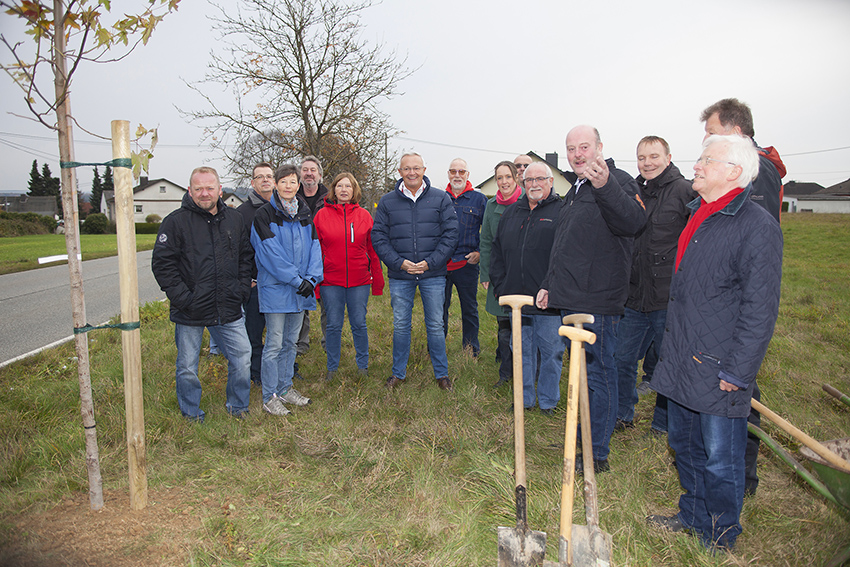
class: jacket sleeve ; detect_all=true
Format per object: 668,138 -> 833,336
251,209 -> 301,289
366,224 -> 385,296
489,215 -> 507,298
307,224 -> 324,286
719,218 -> 783,388
151,215 -> 193,311
371,199 -> 404,271
593,170 -> 647,237
479,200 -> 495,284
237,216 -> 253,302
424,192 -> 459,269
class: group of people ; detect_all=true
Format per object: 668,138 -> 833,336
151,97 -> 785,552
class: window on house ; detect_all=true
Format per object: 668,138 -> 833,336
159,186 -> 166,193
135,205 -> 143,213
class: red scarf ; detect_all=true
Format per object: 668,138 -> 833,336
675,188 -> 743,271
496,184 -> 521,205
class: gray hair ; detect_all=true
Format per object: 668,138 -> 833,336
703,135 -> 759,188
524,161 -> 553,180
301,155 -> 323,177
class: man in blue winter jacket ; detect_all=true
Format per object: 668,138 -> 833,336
372,153 -> 458,391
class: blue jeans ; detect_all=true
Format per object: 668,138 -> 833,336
388,277 -> 449,380
443,263 -> 481,355
668,399 -> 747,549
322,285 -> 371,372
244,285 -> 266,383
615,307 -> 669,430
564,311 -> 619,461
519,314 -> 565,410
175,318 -> 251,420
262,311 -> 304,403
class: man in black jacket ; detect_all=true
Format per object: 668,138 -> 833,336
538,125 -> 646,472
236,162 -> 275,386
490,162 -> 564,414
152,166 -> 253,422
615,137 -> 695,435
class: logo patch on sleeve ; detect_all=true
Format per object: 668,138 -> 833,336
158,233 -> 168,243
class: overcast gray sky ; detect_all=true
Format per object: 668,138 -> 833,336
2,0 -> 849,195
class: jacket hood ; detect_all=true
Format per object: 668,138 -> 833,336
756,143 -> 786,178
248,190 -> 271,207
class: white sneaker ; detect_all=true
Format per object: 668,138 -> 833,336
281,388 -> 311,406
263,396 -> 291,416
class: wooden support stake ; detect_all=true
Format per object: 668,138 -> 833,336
112,120 -> 148,510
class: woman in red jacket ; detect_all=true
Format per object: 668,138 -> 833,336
313,172 -> 385,381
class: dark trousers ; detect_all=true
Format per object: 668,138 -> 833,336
243,285 -> 265,384
745,383 -> 761,495
442,262 -> 481,356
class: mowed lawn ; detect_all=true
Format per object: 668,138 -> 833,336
0,214 -> 848,566
0,233 -> 157,275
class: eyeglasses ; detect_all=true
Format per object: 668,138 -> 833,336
400,166 -> 423,173
448,169 -> 467,175
696,156 -> 737,167
525,176 -> 552,185
253,174 -> 274,181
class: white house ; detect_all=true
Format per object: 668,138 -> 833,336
102,177 -> 185,223
223,192 -> 244,208
476,151 -> 575,197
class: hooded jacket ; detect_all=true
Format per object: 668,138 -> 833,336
542,158 -> 647,315
236,189 -> 271,280
313,198 -> 385,294
627,163 -> 696,313
152,192 -> 252,326
250,191 -> 323,314
651,188 -> 783,418
371,176 -> 458,281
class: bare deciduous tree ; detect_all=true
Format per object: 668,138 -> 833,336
184,0 -> 411,206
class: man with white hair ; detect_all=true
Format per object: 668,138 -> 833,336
490,161 -> 564,414
442,158 -> 487,357
646,135 -> 783,550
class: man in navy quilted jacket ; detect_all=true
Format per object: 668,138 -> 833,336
372,153 -> 459,391
646,135 -> 782,550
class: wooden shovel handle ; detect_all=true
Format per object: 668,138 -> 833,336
751,398 -> 850,473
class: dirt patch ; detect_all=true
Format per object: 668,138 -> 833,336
1,488 -> 203,567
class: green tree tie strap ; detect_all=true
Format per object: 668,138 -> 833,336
74,321 -> 141,334
60,158 -> 132,169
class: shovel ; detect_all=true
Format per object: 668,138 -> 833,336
545,323 -> 612,567
563,315 -> 613,567
497,294 -> 547,566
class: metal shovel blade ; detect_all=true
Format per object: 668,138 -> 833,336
571,524 -> 613,567
497,525 -> 547,567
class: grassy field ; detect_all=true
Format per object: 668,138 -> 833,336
0,214 -> 849,566
0,233 -> 157,275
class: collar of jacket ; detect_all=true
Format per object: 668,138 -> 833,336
518,189 -> 560,210
297,182 -> 328,200
445,180 -> 474,199
248,190 -> 270,207
637,162 -> 683,196
323,199 -> 361,212
271,190 -> 312,221
182,191 -> 225,218
687,185 -> 751,217
395,175 -> 432,195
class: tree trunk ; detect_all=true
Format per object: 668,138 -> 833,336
53,0 -> 103,511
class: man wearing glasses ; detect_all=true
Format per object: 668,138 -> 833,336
442,159 -> 487,358
646,135 -> 782,550
537,125 -> 646,473
236,162 -> 277,387
372,153 -> 458,391
513,154 -> 533,189
490,162 -> 564,415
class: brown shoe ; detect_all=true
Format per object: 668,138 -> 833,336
385,376 -> 403,389
437,377 -> 452,391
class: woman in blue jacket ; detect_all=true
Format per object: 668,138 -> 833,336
251,164 -> 323,416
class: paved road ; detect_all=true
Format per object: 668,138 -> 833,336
0,250 -> 166,366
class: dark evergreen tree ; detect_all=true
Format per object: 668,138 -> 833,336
41,163 -> 62,217
27,160 -> 44,195
103,164 -> 114,194
90,167 -> 103,214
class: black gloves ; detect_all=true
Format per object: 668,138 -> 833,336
297,279 -> 315,298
